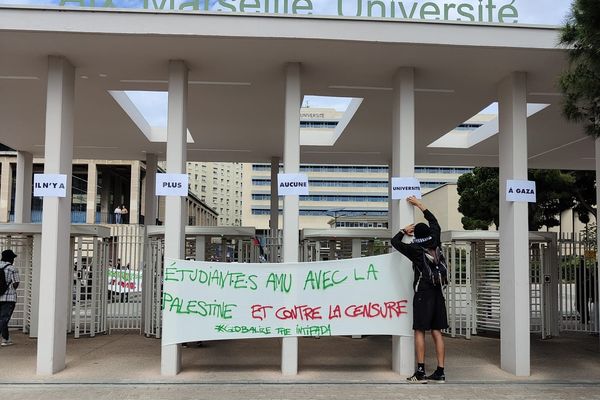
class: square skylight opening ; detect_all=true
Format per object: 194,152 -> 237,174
300,95 -> 363,146
109,90 -> 194,143
428,102 -> 549,149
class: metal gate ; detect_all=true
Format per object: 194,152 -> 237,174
558,232 -> 599,334
105,225 -> 145,333
442,232 -> 557,339
0,235 -> 32,331
144,236 -> 164,338
442,242 -> 474,338
69,236 -> 109,338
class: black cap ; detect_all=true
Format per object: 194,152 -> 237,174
1,249 -> 17,261
414,223 -> 431,239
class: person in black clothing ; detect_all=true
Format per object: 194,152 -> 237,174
391,196 -> 448,383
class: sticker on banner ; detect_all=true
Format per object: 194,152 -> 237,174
156,173 -> 189,196
506,180 -> 536,202
278,173 -> 309,195
33,174 -> 67,197
391,177 -> 422,200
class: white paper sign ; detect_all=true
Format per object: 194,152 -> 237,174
33,174 -> 67,197
162,253 -> 414,345
156,174 -> 188,196
391,177 -> 422,200
506,180 -> 536,203
277,173 -> 309,195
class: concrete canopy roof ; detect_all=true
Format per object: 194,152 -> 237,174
0,7 -> 593,169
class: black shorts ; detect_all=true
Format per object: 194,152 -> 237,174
413,288 -> 448,331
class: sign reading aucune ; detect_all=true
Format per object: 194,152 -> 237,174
278,173 -> 309,196
58,0 -> 520,24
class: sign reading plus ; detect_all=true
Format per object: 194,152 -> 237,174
156,173 -> 189,196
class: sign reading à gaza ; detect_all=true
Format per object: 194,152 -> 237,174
33,174 -> 67,197
278,173 -> 309,196
57,0 -> 521,24
391,177 -> 422,200
161,253 -> 413,344
506,179 -> 536,203
156,173 -> 189,196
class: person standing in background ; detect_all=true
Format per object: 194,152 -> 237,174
0,249 -> 20,347
120,205 -> 128,224
114,205 -> 122,224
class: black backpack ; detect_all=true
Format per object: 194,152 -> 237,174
420,247 -> 449,288
0,265 -> 9,296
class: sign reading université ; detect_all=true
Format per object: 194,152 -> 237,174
161,253 -> 413,345
54,0 -> 521,23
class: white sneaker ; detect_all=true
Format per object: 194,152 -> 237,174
1,339 -> 13,347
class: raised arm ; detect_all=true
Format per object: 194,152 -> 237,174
407,196 -> 440,244
391,224 -> 421,262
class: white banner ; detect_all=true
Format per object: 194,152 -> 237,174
506,180 -> 536,203
156,173 -> 188,196
391,177 -> 422,200
277,173 -> 309,195
107,268 -> 142,293
33,174 -> 67,197
162,253 -> 413,345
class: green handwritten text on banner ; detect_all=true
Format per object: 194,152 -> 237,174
161,253 -> 413,345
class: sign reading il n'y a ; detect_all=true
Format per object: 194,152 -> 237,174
506,179 -> 536,203
33,174 -> 67,197
156,173 -> 189,196
278,173 -> 309,196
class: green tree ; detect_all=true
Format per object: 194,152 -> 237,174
559,0 -> 600,138
570,170 -> 597,222
457,167 -> 499,230
457,168 -> 591,231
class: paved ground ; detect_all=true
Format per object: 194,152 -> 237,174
1,330 -> 599,399
2,383 -> 600,400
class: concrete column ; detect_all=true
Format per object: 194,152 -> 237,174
221,239 -> 228,262
36,56 -> 75,375
100,169 -> 110,223
15,151 -> 33,223
86,162 -> 97,224
161,60 -> 188,376
0,160 -> 12,222
352,238 -> 361,258
270,156 -> 280,237
498,71 -> 530,376
145,154 -> 158,225
195,236 -> 206,261
351,239 -> 363,338
329,239 -> 336,260
390,67 -> 415,376
281,62 -> 301,375
130,161 -> 141,224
